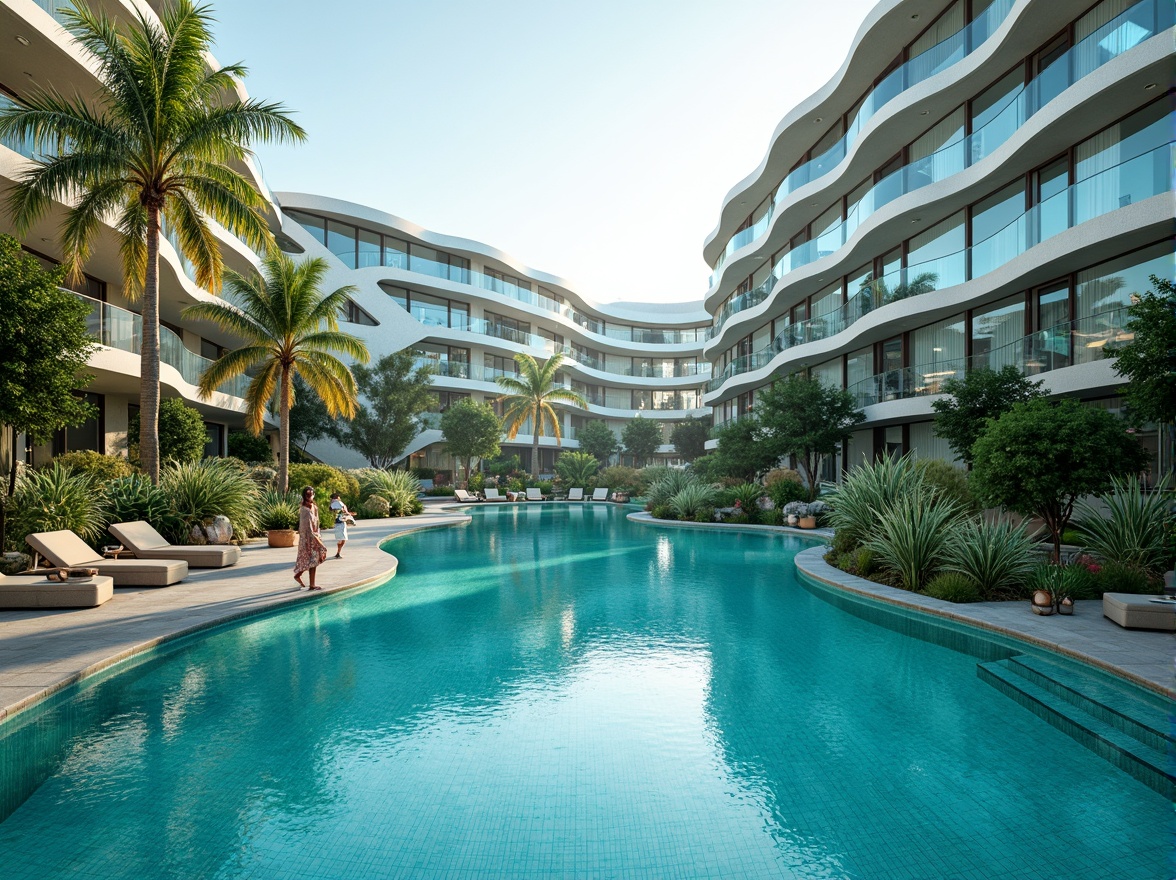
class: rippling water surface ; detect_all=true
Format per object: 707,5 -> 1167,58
0,505 -> 1168,879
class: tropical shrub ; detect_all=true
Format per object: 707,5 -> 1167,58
161,459 -> 262,542
360,495 -> 391,518
103,473 -> 177,537
915,459 -> 978,513
670,483 -> 719,520
761,508 -> 784,526
925,572 -> 982,603
1093,560 -> 1157,595
227,430 -> 274,464
768,477 -> 808,510
647,470 -> 697,509
650,504 -> 676,520
827,453 -> 924,551
555,451 -> 599,488
852,547 -> 876,578
763,468 -> 803,489
640,466 -> 676,489
1028,563 -> 1098,603
727,482 -> 766,516
7,463 -> 106,549
1072,476 -> 1172,575
694,507 -> 717,524
288,463 -> 360,506
864,491 -> 963,592
598,465 -> 646,496
128,398 -> 209,465
257,489 -> 300,532
355,468 -> 422,517
467,472 -> 485,493
943,518 -> 1036,600
247,465 -> 277,486
50,450 -> 132,482
424,486 -> 456,496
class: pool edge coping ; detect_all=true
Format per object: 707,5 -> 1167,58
0,513 -> 473,727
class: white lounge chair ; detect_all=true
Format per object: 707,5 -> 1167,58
525,488 -> 547,501
483,488 -> 508,502
567,488 -> 584,501
591,488 -> 609,501
109,521 -> 241,569
26,530 -> 188,587
454,489 -> 482,503
0,570 -> 114,608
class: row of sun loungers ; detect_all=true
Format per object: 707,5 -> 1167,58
453,488 -> 610,503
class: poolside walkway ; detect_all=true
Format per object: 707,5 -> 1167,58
0,511 -> 469,722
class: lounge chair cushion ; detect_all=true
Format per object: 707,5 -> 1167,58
0,571 -> 114,608
109,522 -> 240,568
26,531 -> 188,587
525,488 -> 545,501
483,489 -> 508,502
1102,592 -> 1176,631
568,488 -> 584,501
591,488 -> 609,501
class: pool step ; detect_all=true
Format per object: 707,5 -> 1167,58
976,657 -> 1175,800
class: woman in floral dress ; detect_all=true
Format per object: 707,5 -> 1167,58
294,486 -> 328,590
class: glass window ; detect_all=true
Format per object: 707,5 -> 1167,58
970,181 -> 1024,276
971,294 -> 1025,371
284,210 -> 325,245
907,211 -> 965,290
449,301 -> 470,332
911,314 -> 965,393
845,346 -> 873,397
1075,99 -> 1170,223
380,283 -> 408,310
1034,157 -> 1071,241
382,236 -> 408,270
1034,282 -> 1072,371
909,106 -> 965,188
358,229 -> 381,269
652,391 -> 678,410
409,244 -> 448,279
56,392 -> 103,454
630,389 -> 651,410
970,68 -> 1024,162
813,204 -> 843,259
679,388 -> 700,410
909,1 -> 964,71
410,292 -> 449,328
810,359 -> 842,389
326,220 -> 357,269
1075,242 -> 1174,364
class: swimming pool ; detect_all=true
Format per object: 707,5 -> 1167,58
0,505 -> 1168,878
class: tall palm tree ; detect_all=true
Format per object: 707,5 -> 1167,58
184,253 -> 369,493
0,0 -> 305,483
496,353 -> 587,479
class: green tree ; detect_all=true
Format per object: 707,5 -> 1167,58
287,375 -> 341,458
496,353 -> 587,478
0,236 -> 97,550
0,1 -> 305,483
554,450 -> 599,487
711,416 -> 774,482
1107,275 -> 1176,427
621,416 -> 663,468
184,253 -> 368,493
576,419 -> 618,464
669,416 -> 710,462
128,398 -> 208,465
340,350 -> 437,470
931,366 -> 1046,466
970,399 -> 1149,562
227,430 -> 273,464
441,399 -> 502,487
756,374 -> 865,499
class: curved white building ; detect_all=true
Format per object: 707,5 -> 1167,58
273,194 -> 712,472
702,0 -> 1174,477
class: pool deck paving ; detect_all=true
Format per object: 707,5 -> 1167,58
1,504 -> 1172,725
0,509 -> 470,723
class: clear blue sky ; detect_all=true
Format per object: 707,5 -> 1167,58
211,1 -> 878,304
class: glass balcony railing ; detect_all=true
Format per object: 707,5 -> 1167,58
844,307 -> 1133,407
75,291 -> 250,400
707,140 -> 1172,393
710,0 -> 1171,330
711,0 -> 1017,281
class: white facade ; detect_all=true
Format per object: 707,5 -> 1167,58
702,0 -> 1174,475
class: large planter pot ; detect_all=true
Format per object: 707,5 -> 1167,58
798,516 -> 817,529
267,529 -> 296,548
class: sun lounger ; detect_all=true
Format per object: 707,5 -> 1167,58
109,521 -> 241,569
567,488 -> 584,501
591,488 -> 609,501
483,488 -> 508,502
525,488 -> 547,501
26,530 -> 188,587
0,570 -> 114,608
453,489 -> 482,503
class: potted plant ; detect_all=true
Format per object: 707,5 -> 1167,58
782,501 -> 805,527
798,503 -> 817,530
260,496 -> 300,548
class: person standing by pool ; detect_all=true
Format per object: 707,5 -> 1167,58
329,492 -> 354,559
294,486 -> 328,590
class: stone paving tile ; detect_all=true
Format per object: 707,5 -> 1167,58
0,510 -> 469,722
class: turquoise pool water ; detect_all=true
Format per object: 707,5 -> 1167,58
0,505 -> 1169,879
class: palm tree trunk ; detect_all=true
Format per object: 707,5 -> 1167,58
531,404 -> 540,479
278,365 -> 291,494
140,206 -> 163,484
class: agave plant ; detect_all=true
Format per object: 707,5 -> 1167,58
827,452 -> 926,549
864,490 -> 963,592
103,472 -> 178,537
647,470 -> 697,509
669,483 -> 718,520
6,463 -> 107,549
257,488 -> 300,532
1072,475 -> 1172,575
161,458 -> 262,542
943,518 -> 1035,600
